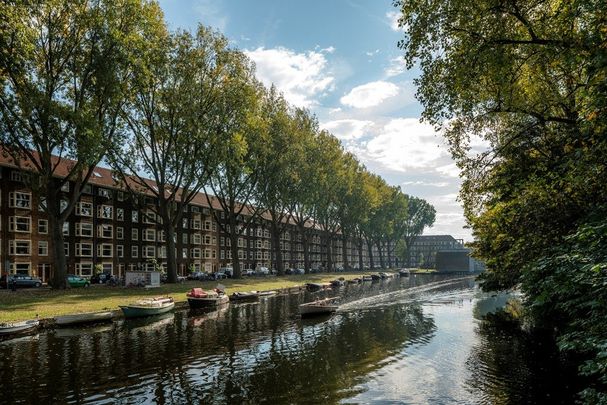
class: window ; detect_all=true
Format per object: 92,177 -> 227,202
62,222 -> 69,236
131,245 -> 138,258
98,188 -> 112,198
158,246 -> 167,258
75,263 -> 93,277
131,210 -> 139,222
39,197 -> 47,212
75,243 -> 93,257
143,228 -> 156,242
64,242 -> 69,256
182,248 -> 188,259
192,233 -> 201,245
117,191 -> 125,201
117,227 -> 124,239
191,206 -> 200,213
11,262 -> 31,275
82,184 -> 93,194
131,228 -> 138,240
97,244 -> 113,257
158,230 -> 165,242
75,222 -> 93,237
212,222 -> 217,232
61,182 -> 70,192
98,224 -> 113,239
38,219 -> 48,234
143,210 -> 155,224
191,248 -> 201,259
9,192 -> 31,209
117,245 -> 124,258
102,263 -> 113,274
191,219 -> 201,230
204,221 -> 212,231
220,237 -> 225,246
182,218 -> 188,229
220,250 -> 225,259
9,240 -> 31,255
9,216 -> 31,233
182,233 -> 188,244
38,241 -> 48,256
117,208 -> 124,221
76,201 -> 93,216
143,245 -> 155,258
98,205 -> 113,219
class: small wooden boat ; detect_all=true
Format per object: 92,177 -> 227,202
299,298 -> 339,317
229,291 -> 259,302
120,297 -> 175,319
347,278 -> 361,284
379,272 -> 395,279
187,288 -> 229,308
330,279 -> 345,287
54,311 -> 114,327
0,319 -> 39,336
306,282 -> 331,292
256,290 -> 277,297
371,274 -> 381,281
362,275 -> 373,282
399,269 -> 410,277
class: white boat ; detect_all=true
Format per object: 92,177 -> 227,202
54,311 -> 114,326
299,298 -> 339,317
187,288 -> 229,308
120,297 -> 175,318
256,290 -> 277,297
0,319 -> 39,336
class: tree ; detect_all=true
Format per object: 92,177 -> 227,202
112,26 -> 229,283
205,51 -> 266,279
255,87 -> 298,275
401,196 -> 436,267
0,0 -> 164,288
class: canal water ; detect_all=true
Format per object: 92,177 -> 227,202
0,275 -> 577,404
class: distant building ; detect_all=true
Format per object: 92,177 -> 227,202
408,235 -> 464,268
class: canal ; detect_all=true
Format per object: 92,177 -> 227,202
0,275 -> 577,404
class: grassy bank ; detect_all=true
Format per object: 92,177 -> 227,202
0,272 -> 380,322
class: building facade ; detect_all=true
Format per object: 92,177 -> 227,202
407,235 -> 465,269
0,157 -> 388,281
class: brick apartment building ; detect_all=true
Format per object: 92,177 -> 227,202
407,235 -> 465,269
0,154 -> 387,282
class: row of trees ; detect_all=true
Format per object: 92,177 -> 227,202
0,0 -> 436,288
393,0 -> 606,400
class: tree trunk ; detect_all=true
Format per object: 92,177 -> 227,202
229,214 -> 241,278
377,240 -> 386,269
47,193 -> 68,289
164,220 -> 178,283
386,240 -> 392,268
270,221 -> 284,275
300,225 -> 311,273
358,237 -> 364,271
367,239 -> 374,270
326,233 -> 333,273
341,232 -> 349,271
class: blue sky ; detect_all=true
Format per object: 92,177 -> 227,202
158,0 -> 471,241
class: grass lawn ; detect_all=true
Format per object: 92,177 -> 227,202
0,271 -> 382,322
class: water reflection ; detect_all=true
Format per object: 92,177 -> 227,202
0,275 -> 576,404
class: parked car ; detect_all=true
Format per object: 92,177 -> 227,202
187,271 -> 206,281
67,275 -> 90,288
256,267 -> 270,276
0,274 -> 43,289
90,272 -> 112,284
219,267 -> 233,278
213,271 -> 227,280
293,268 -> 305,275
244,269 -> 255,276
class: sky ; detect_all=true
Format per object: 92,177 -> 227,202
158,0 -> 471,241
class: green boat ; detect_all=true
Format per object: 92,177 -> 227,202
120,297 -> 175,319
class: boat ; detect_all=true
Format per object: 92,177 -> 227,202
120,297 -> 175,319
299,298 -> 339,317
371,274 -> 381,281
347,278 -> 361,284
187,288 -> 229,308
0,319 -> 39,336
399,269 -> 410,277
54,311 -> 114,327
362,275 -> 373,282
330,279 -> 345,287
306,282 -> 331,292
256,290 -> 277,297
229,291 -> 260,302
379,272 -> 395,279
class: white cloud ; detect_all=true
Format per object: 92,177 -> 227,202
320,119 -> 373,141
357,118 -> 447,172
245,47 -> 335,108
386,11 -> 402,31
401,180 -> 449,187
385,57 -> 407,77
340,81 -> 399,109
436,163 -> 460,178
366,49 -> 380,57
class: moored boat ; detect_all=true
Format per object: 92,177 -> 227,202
187,288 -> 229,308
54,311 -> 114,327
120,297 -> 175,319
0,319 -> 39,336
371,274 -> 381,281
256,290 -> 277,297
362,275 -> 373,282
330,279 -> 345,287
229,291 -> 259,302
347,278 -> 361,284
399,269 -> 410,277
299,298 -> 339,317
